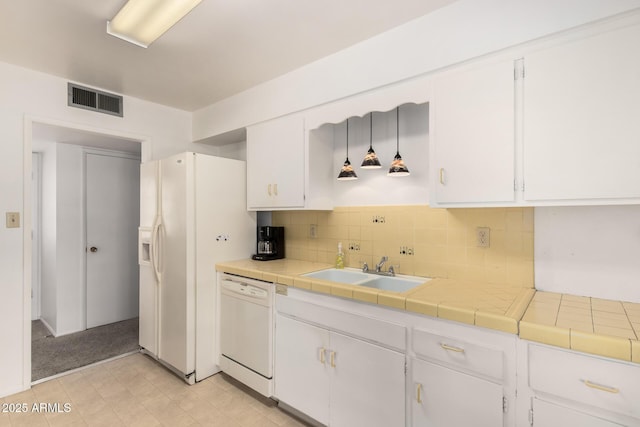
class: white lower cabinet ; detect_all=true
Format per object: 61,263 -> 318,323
532,399 -> 625,427
522,343 -> 640,427
275,314 -> 330,424
275,313 -> 405,427
411,358 -> 504,427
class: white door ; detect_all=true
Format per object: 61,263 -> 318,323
432,58 -> 515,204
275,314 -> 331,425
246,115 -> 305,209
138,160 -> 159,355
157,153 -> 190,374
86,152 -> 140,328
31,152 -> 41,320
523,23 -> 640,201
330,332 -> 405,427
412,358 -> 504,427
532,399 -> 624,427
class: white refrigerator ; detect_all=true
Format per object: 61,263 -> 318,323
138,152 -> 256,383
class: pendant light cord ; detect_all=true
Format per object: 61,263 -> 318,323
369,112 -> 373,149
396,107 -> 400,155
346,118 -> 350,159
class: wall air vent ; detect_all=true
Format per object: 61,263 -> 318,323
67,83 -> 123,117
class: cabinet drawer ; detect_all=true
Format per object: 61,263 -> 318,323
413,328 -> 503,382
529,344 -> 640,419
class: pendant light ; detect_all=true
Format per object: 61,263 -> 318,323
337,119 -> 358,180
388,106 -> 410,176
361,112 -> 382,169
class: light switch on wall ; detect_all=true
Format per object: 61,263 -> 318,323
6,212 -> 20,228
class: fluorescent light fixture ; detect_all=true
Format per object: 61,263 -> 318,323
107,0 -> 202,48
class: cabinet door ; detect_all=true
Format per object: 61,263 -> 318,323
274,315 -> 330,425
246,115 -> 305,209
533,399 -> 624,427
329,332 -> 405,427
432,58 -> 515,205
523,23 -> 640,202
412,358 -> 504,427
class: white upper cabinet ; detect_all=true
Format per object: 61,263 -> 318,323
246,114 -> 333,210
523,22 -> 640,204
246,114 -> 305,209
430,58 -> 516,206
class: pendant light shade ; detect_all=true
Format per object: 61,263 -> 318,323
361,112 -> 382,169
388,107 -> 410,176
338,119 -> 358,180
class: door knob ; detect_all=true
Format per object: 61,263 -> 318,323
90,246 -> 98,253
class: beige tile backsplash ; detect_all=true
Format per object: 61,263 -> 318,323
272,205 -> 534,288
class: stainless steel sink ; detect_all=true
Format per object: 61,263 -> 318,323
303,268 -> 429,292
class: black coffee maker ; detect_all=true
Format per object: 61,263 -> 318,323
252,226 -> 285,261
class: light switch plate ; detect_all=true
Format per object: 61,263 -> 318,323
6,212 -> 20,228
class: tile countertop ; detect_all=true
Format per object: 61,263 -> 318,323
215,259 -> 534,335
217,259 -> 640,364
520,291 -> 640,363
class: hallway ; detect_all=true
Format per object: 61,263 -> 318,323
32,319 -> 138,381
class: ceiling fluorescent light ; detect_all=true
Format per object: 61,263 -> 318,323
107,0 -> 203,48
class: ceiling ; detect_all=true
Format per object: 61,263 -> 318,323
0,0 -> 458,112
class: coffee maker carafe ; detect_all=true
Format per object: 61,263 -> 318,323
252,226 -> 285,261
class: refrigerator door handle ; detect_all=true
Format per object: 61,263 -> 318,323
151,218 -> 162,284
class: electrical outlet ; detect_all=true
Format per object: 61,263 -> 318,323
372,215 -> 386,224
399,246 -> 414,255
309,224 -> 317,239
476,227 -> 490,248
349,243 -> 360,251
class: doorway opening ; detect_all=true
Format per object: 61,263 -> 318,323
29,121 -> 144,382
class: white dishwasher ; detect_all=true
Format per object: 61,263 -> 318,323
219,273 -> 274,397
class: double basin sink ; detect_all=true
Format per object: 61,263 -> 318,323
303,268 -> 430,293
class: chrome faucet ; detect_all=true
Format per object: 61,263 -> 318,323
375,256 -> 388,273
363,257 -> 396,276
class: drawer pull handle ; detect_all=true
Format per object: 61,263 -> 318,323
268,184 -> 272,196
440,343 -> 465,353
319,348 -> 326,364
439,168 -> 445,185
274,183 -> 278,195
583,380 -> 619,394
330,351 -> 336,368
416,383 -> 423,404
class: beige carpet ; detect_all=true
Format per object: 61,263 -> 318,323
31,318 -> 139,381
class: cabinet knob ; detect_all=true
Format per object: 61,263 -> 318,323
89,246 -> 98,253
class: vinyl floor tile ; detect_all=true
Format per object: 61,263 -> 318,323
0,354 -> 311,427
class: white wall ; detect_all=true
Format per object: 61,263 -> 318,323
535,206 -> 640,303
193,0 -> 640,140
0,59 -> 217,398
